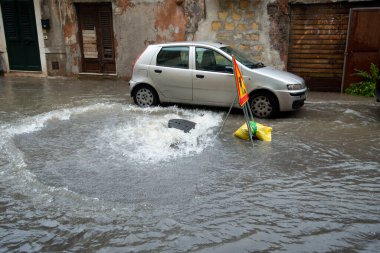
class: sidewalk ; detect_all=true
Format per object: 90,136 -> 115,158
0,75 -> 378,106
306,91 -> 379,105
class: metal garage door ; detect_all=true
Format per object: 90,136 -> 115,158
288,4 -> 349,92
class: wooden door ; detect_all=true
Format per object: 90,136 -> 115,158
0,0 -> 41,71
76,3 -> 115,73
342,8 -> 380,91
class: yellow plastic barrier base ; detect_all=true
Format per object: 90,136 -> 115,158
233,121 -> 272,142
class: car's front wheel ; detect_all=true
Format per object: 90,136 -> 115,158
249,91 -> 279,118
133,84 -> 159,107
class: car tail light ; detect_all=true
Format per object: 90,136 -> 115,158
132,49 -> 146,72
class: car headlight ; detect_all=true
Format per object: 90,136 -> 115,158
287,83 -> 304,90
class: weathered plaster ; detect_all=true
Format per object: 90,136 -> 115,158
113,2 -> 158,77
114,0 -> 134,14
58,0 -> 207,77
251,0 -> 285,70
114,0 -> 206,78
194,0 -> 219,41
267,0 -> 290,69
154,0 -> 187,42
61,0 -> 81,75
34,0 -> 379,78
183,0 -> 206,40
40,0 -> 67,75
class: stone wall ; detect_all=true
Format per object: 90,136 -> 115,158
1,0 -> 378,77
194,0 -> 286,70
210,0 -> 263,62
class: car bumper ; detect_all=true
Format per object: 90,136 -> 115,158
276,89 -> 307,111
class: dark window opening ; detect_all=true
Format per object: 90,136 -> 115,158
196,47 -> 232,73
157,46 -> 189,69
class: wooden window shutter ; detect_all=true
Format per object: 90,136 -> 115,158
99,7 -> 114,60
1,1 -> 19,40
19,3 -> 34,40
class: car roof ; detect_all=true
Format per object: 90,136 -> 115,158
151,41 -> 228,49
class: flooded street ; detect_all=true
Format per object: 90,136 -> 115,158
0,77 -> 379,252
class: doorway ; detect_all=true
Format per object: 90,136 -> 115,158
76,3 -> 116,73
0,0 -> 41,71
342,8 -> 380,91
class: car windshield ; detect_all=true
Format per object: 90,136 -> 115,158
220,46 -> 265,69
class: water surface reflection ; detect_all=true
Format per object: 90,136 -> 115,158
0,77 -> 379,252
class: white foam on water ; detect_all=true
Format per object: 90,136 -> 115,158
1,103 -> 117,170
98,106 -> 223,163
343,109 -> 365,119
0,103 -> 222,211
4,103 -> 116,136
0,103 -> 223,202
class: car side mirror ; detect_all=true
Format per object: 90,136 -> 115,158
225,66 -> 233,74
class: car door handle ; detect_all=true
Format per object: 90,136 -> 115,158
154,69 -> 162,73
196,74 -> 204,79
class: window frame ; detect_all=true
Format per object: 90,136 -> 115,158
156,46 -> 190,69
195,47 -> 233,74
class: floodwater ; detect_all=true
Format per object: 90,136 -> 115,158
0,77 -> 379,253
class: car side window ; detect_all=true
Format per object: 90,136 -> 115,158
196,47 -> 232,73
156,46 -> 189,69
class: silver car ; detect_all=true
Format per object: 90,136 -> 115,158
129,42 -> 307,118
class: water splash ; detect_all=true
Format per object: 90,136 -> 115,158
97,106 -> 223,163
1,103 -> 223,170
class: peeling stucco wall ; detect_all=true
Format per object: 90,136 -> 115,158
113,2 -> 159,78
183,0 -> 205,40
194,0 -> 219,41
50,0 -> 205,77
32,0 -> 378,78
62,1 -> 81,75
260,0 -> 289,69
254,0 -> 285,69
113,0 -> 188,78
40,0 -> 68,76
113,0 -> 206,77
266,0 -> 289,69
39,0 -> 289,76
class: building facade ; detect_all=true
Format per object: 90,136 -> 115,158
0,0 -> 379,92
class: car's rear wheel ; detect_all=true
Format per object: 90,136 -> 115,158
133,85 -> 159,107
249,91 -> 278,118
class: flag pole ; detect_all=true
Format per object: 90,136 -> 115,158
243,103 -> 255,146
232,55 -> 254,147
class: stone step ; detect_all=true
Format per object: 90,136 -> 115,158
78,72 -> 118,79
